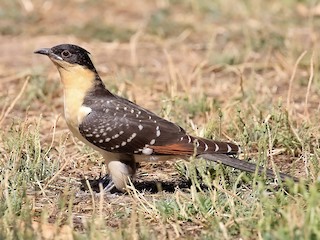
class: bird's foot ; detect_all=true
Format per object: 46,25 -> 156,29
80,174 -> 122,194
100,174 -> 117,193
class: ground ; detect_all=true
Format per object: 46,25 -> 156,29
0,0 -> 320,239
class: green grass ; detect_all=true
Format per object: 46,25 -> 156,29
0,101 -> 318,239
0,0 -> 320,239
0,118 -> 58,239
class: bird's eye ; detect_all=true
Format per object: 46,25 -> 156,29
61,50 -> 71,58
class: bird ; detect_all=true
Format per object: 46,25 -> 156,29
34,44 -> 298,192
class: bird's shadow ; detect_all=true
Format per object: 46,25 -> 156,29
80,175 -> 195,194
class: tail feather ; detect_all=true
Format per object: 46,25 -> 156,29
194,136 -> 240,155
151,134 -> 298,182
199,153 -> 299,182
151,134 -> 240,155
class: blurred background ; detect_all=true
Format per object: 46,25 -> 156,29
1,0 -> 320,109
0,1 -> 320,238
1,0 -> 320,194
1,0 -> 319,146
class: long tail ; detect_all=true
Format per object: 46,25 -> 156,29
199,153 -> 299,182
151,134 -> 298,182
151,134 -> 240,155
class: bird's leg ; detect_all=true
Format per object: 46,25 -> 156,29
104,154 -> 137,191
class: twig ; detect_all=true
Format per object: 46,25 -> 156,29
164,49 -> 178,98
1,70 -> 31,83
130,30 -> 142,67
43,154 -> 70,192
0,76 -> 29,126
127,179 -> 158,215
266,122 -> 278,181
286,51 -> 307,110
86,179 -> 96,215
304,51 -> 314,119
44,114 -> 61,156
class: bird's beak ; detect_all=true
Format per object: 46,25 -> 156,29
34,48 -> 63,61
34,48 -> 51,56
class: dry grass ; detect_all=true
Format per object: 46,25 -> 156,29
0,0 -> 320,239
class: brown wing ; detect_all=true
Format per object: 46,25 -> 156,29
79,95 -> 239,156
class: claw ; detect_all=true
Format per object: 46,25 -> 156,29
100,175 -> 116,192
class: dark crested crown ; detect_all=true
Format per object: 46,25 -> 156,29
51,44 -> 96,71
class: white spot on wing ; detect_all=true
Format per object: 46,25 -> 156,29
149,139 -> 156,145
227,144 -> 232,153
127,133 -> 137,142
138,124 -> 143,130
142,147 -> 153,155
214,143 -> 219,152
112,134 -> 119,139
204,143 -> 208,151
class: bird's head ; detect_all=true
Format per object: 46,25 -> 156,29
34,44 -> 96,72
34,44 -> 104,90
